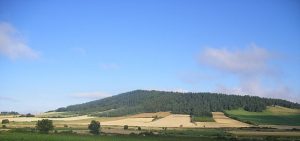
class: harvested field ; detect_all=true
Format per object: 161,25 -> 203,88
103,113 -> 249,128
129,112 -> 171,118
102,114 -> 195,128
211,112 -> 250,127
0,115 -> 94,122
148,114 -> 195,127
102,117 -> 154,127
1,112 -> 250,128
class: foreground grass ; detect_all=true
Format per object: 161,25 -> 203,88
225,106 -> 300,126
0,132 -> 228,141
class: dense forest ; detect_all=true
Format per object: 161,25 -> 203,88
56,90 -> 300,117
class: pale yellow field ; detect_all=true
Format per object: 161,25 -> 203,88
191,112 -> 250,128
129,112 -> 171,118
211,112 -> 250,127
0,115 -> 94,122
1,112 -> 250,128
102,112 -> 250,128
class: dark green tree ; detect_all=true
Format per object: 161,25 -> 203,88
88,120 -> 100,135
2,119 -> 9,124
36,119 -> 54,133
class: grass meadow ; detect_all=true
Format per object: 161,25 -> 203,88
225,106 -> 300,126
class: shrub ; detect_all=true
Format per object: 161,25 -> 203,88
2,119 -> 9,124
137,126 -> 141,130
64,124 -> 68,128
2,125 -> 6,128
36,119 -> 54,133
88,120 -> 100,135
124,125 -> 129,130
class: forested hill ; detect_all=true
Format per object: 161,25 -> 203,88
55,90 -> 300,117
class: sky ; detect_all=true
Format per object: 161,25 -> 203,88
0,0 -> 300,114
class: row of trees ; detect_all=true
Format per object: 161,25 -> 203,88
0,111 -> 19,115
56,90 -> 300,117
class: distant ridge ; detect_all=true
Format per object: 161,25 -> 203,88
55,90 -> 300,117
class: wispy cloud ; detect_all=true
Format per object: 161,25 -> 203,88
199,44 -> 299,102
200,44 -> 271,75
0,22 -> 39,60
70,92 -> 111,100
145,88 -> 189,93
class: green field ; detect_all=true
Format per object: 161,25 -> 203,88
225,106 -> 300,126
192,116 -> 215,122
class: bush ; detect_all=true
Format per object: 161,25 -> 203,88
2,125 -> 6,128
124,125 -> 129,130
137,126 -> 141,130
88,120 -> 100,135
36,119 -> 54,133
64,124 -> 68,128
2,119 -> 9,124
19,113 -> 35,117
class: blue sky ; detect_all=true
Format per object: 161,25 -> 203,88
0,0 -> 300,113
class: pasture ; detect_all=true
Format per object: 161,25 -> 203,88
225,106 -> 300,126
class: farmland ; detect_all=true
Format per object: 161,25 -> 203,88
0,112 -> 250,129
1,94 -> 300,141
1,109 -> 300,141
225,106 -> 300,126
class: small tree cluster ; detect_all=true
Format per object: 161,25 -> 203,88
88,120 -> 101,135
2,119 -> 9,124
36,119 -> 54,133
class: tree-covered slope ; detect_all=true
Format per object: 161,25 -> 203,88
56,90 -> 300,117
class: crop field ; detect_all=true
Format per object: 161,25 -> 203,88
0,112 -> 250,129
225,106 -> 300,126
0,115 -> 94,122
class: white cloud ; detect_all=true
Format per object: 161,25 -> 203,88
0,22 -> 39,59
70,92 -> 111,100
200,44 -> 271,75
199,44 -> 299,102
